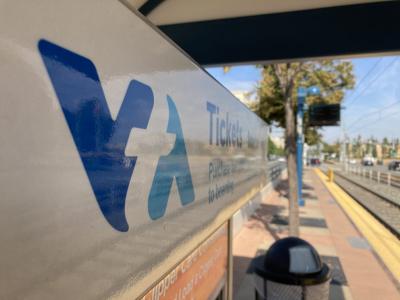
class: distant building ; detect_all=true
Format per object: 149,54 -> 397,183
382,145 -> 390,158
376,144 -> 382,160
347,143 -> 353,158
397,144 -> 400,158
361,143 -> 367,157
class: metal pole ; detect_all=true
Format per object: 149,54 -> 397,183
227,218 -> 233,300
297,89 -> 305,207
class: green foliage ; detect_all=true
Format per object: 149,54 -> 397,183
372,147 -> 377,158
350,135 -> 363,158
268,137 -> 284,156
382,137 -> 389,145
246,60 -> 354,236
304,127 -> 322,145
322,142 -> 340,155
252,61 -> 355,145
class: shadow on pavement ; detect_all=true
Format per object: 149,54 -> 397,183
249,204 -> 284,241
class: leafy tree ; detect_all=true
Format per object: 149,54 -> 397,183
251,61 -> 354,236
382,137 -> 389,145
353,135 -> 363,158
322,142 -> 340,156
268,137 -> 284,156
372,147 -> 377,158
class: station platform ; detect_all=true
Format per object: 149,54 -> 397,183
233,168 -> 400,300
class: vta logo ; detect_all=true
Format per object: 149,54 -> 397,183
38,39 -> 195,232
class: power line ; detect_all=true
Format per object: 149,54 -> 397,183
345,58 -> 382,101
346,57 -> 398,108
346,100 -> 400,130
348,109 -> 400,133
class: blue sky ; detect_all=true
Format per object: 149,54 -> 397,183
206,56 -> 400,144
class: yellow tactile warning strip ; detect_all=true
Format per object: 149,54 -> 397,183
315,168 -> 400,282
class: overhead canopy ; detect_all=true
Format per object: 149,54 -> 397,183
127,0 -> 400,66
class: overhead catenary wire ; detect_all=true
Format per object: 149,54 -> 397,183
346,100 -> 400,130
345,58 -> 382,101
346,57 -> 398,108
348,109 -> 400,134
341,57 -> 399,145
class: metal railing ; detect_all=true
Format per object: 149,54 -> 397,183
267,162 -> 287,183
346,165 -> 400,189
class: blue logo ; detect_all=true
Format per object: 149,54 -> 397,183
38,39 -> 194,232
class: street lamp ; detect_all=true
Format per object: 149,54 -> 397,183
297,86 -> 320,207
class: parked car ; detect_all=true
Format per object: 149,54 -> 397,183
348,159 -> 357,164
388,160 -> 400,171
310,158 -> 321,166
362,158 -> 374,166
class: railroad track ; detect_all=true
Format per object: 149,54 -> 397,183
331,171 -> 400,239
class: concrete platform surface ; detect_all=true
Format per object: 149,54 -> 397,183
233,168 -> 400,300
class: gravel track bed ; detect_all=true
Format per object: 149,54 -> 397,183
333,174 -> 400,238
338,170 -> 400,207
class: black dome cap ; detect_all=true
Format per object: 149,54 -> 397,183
255,237 -> 331,285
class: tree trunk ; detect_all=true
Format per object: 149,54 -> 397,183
285,96 -> 300,237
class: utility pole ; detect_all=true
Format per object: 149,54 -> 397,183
340,109 -> 347,170
296,89 -> 305,207
340,125 -> 345,164
296,86 -> 320,207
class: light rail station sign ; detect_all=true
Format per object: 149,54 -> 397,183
0,1 -> 269,299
